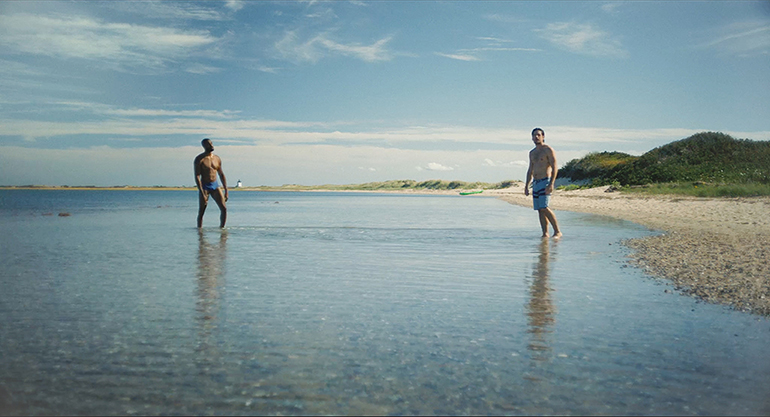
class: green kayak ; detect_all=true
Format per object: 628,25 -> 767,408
459,190 -> 483,195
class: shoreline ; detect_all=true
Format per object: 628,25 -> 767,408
490,186 -> 770,316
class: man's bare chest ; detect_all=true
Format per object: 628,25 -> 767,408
531,149 -> 549,162
199,155 -> 220,170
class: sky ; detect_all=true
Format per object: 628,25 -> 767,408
1,0 -> 769,187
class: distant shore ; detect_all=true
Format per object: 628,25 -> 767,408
0,185 -> 483,194
4,183 -> 768,315
491,186 -> 770,316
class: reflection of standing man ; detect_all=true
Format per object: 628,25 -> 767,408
527,238 -> 556,357
196,230 -> 227,357
524,128 -> 562,238
194,138 -> 228,228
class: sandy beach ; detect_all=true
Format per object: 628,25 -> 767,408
490,185 -> 770,316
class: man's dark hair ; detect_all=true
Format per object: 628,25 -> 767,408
532,128 -> 545,137
202,138 -> 212,146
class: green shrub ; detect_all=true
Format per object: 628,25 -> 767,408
560,132 -> 770,187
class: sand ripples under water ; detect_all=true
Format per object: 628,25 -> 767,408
1,190 -> 769,415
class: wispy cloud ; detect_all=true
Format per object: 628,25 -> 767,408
483,158 -> 528,167
476,36 -> 516,44
51,101 -> 242,119
436,37 -> 540,61
275,31 -> 394,63
536,22 -> 628,57
0,13 -> 219,72
108,1 -> 231,21
482,14 -> 529,24
600,2 -> 624,14
434,52 -> 481,62
185,63 -> 223,75
702,20 -> 770,57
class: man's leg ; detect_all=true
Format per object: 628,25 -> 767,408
197,190 -> 209,228
538,209 -> 550,237
542,208 -> 562,237
211,188 -> 227,228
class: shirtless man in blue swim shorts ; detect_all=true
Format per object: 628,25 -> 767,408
524,128 -> 562,238
194,138 -> 228,228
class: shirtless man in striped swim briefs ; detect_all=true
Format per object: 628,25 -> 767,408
524,128 -> 562,238
195,138 -> 228,228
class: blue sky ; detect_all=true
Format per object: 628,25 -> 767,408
1,0 -> 769,186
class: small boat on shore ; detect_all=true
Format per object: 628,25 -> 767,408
459,190 -> 484,195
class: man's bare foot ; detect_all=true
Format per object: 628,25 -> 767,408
552,232 -> 562,239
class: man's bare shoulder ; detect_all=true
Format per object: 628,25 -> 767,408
532,144 -> 554,153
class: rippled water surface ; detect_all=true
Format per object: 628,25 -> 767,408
1,190 -> 769,415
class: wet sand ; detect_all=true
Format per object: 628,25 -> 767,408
492,185 -> 770,316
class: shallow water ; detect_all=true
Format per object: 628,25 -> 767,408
1,190 -> 769,415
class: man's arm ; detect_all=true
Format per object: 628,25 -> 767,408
524,152 -> 533,196
217,157 -> 228,201
546,147 -> 558,194
194,156 -> 203,192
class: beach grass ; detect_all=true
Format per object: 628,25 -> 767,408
620,182 -> 770,198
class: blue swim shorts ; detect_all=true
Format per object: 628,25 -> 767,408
201,180 -> 221,191
532,178 -> 551,210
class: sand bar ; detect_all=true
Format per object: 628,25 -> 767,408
490,185 -> 770,316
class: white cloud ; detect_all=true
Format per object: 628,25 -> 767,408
0,13 -> 219,72
435,52 -> 481,61
703,20 -> 770,57
536,22 -> 628,57
476,37 -> 516,44
275,31 -> 394,63
225,0 -> 245,12
424,162 -> 454,171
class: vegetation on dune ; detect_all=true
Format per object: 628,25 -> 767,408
558,132 -> 770,196
558,151 -> 638,182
